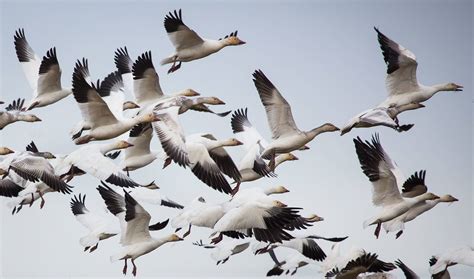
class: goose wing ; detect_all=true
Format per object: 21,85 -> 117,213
37,47 -> 62,96
200,134 -> 242,182
132,51 -> 164,105
98,71 -> 125,120
401,170 -> 428,198
164,9 -> 204,51
374,28 -> 419,96
0,179 -> 24,197
114,47 -> 134,97
70,194 -> 108,232
72,59 -> 118,128
252,70 -> 300,139
353,134 -> 403,206
125,123 -> 153,158
123,190 -> 152,245
13,28 -> 40,92
97,183 -> 127,243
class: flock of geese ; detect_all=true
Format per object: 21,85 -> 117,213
0,8 -> 472,278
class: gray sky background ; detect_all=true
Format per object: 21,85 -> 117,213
0,0 -> 472,278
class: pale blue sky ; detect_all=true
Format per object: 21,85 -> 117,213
0,0 -> 472,278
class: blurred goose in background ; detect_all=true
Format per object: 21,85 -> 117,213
70,194 -> 118,253
161,9 -> 246,73
374,27 -> 462,109
192,239 -> 250,265
98,184 -> 183,276
55,140 -> 143,188
70,69 -> 140,140
126,184 -> 184,209
325,252 -> 396,279
252,70 -> 339,170
71,58 -> 159,145
429,256 -> 453,279
353,134 -> 439,238
0,98 -> 41,130
429,246 -> 474,275
13,29 -> 72,110
383,170 -> 458,238
230,108 -> 298,193
266,250 -> 311,276
340,103 -> 424,136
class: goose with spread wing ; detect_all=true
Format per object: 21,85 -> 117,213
325,252 -> 396,279
0,98 -> 41,130
252,70 -> 339,170
374,27 -> 462,109
13,29 -> 72,110
353,134 -> 439,238
161,9 -> 246,73
98,184 -> 183,276
383,170 -> 458,239
71,58 -> 159,144
429,246 -> 474,275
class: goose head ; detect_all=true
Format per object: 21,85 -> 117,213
181,89 -> 200,97
139,112 -> 160,123
168,234 -> 184,242
272,200 -> 287,208
280,153 -> 298,162
144,181 -> 160,190
444,82 -> 463,92
439,194 -> 459,203
122,101 -> 140,110
223,138 -> 243,146
222,31 -> 246,46
203,97 -> 225,105
21,114 -> 42,122
306,214 -> 324,222
265,185 -> 290,195
0,147 -> 14,155
37,152 -> 56,159
115,140 -> 134,150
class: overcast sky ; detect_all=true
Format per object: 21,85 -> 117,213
0,0 -> 472,278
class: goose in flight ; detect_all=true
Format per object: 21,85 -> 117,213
0,147 -> 14,155
71,58 -> 159,144
340,103 -> 424,136
13,29 -> 72,110
99,184 -> 183,276
161,9 -> 246,73
382,170 -> 458,239
395,259 -> 421,279
192,239 -> 250,265
0,98 -> 41,130
325,252 -> 396,278
353,134 -> 439,238
429,246 -> 474,275
252,70 -> 339,170
374,27 -> 462,109
266,250 -> 311,276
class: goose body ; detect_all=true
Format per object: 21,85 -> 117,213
0,98 -> 41,129
161,9 -> 245,73
353,134 -> 439,238
373,28 -> 462,109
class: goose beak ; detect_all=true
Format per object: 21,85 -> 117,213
238,40 -> 246,45
0,168 -> 7,176
455,84 -> 463,91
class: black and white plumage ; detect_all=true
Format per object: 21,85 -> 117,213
13,28 -> 71,110
0,179 -> 24,198
266,250 -> 310,276
325,252 -> 396,278
395,259 -> 420,279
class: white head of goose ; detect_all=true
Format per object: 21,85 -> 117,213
0,147 -> 14,155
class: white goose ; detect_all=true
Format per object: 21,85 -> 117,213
340,103 -> 424,136
70,194 -> 118,252
230,108 -> 298,192
71,59 -> 159,144
56,140 -> 143,188
192,239 -> 250,265
0,146 -> 14,155
374,27 -> 462,109
98,184 -> 183,276
382,170 -> 459,239
0,98 -> 41,130
325,252 -> 396,278
430,246 -> 474,275
70,70 -> 140,140
252,70 -> 340,169
161,9 -> 246,73
266,250 -> 311,276
13,29 -> 71,110
353,134 -> 439,238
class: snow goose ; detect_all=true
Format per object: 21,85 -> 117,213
161,9 -> 246,73
56,140 -> 144,187
71,59 -> 159,144
353,134 -> 439,238
340,103 -> 424,136
255,235 -> 348,262
192,239 -> 250,265
374,27 -> 462,109
70,70 -> 140,140
70,194 -> 118,252
325,252 -> 396,279
0,98 -> 41,129
13,29 -> 72,110
99,185 -> 183,276
395,259 -> 420,279
0,178 -> 24,198
230,108 -> 298,192
429,246 -> 474,275
383,170 -> 458,238
266,250 -> 311,276
252,70 -> 340,169
0,147 -> 14,155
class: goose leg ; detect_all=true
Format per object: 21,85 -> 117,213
131,259 -> 137,277
395,230 -> 404,239
374,220 -> 382,239
29,193 -> 34,207
84,246 -> 90,252
211,233 -> 223,244
39,191 -> 45,209
89,243 -> 98,253
126,167 -> 130,177
183,224 -> 192,238
11,206 -> 16,215
122,259 -> 128,275
231,182 -> 241,197
167,57 -> 179,74
16,204 -> 22,214
268,150 -> 276,172
163,157 -> 172,169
